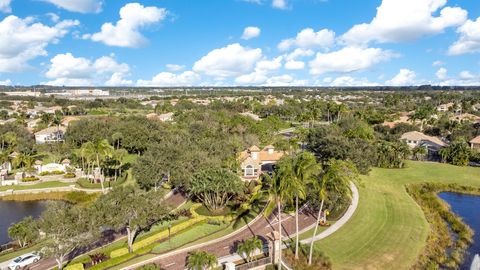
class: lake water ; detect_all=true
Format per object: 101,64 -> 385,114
0,201 -> 48,245
439,192 -> 480,270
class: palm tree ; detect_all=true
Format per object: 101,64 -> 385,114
237,236 -> 263,263
308,159 -> 358,265
290,152 -> 321,259
187,251 -> 217,270
81,140 -> 114,192
262,168 -> 294,270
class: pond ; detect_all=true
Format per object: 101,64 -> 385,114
0,200 -> 48,245
439,192 -> 480,270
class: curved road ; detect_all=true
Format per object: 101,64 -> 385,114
124,182 -> 359,270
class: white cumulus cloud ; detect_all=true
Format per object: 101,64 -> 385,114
329,76 -> 379,87
278,28 -> 335,51
0,15 -> 78,72
436,68 -> 448,80
342,0 -> 467,45
86,3 -> 167,48
386,69 -> 417,86
448,17 -> 480,55
272,0 -> 287,9
166,64 -> 185,72
284,60 -> 305,70
0,79 -> 12,85
0,0 -> 11,13
242,26 -> 261,40
193,43 -> 262,78
44,53 -> 132,86
43,0 -> 103,13
137,71 -> 200,86
309,47 -> 394,75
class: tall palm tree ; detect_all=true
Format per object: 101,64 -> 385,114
237,236 -> 264,263
308,159 -> 357,265
187,251 -> 217,270
290,152 -> 321,259
262,168 -> 294,270
81,140 -> 114,192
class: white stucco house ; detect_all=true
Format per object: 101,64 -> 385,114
34,126 -> 66,144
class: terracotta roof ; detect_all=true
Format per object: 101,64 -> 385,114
470,136 -> 480,144
401,131 -> 446,147
259,151 -> 284,161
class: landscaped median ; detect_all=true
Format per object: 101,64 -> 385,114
63,203 -> 239,270
109,204 -> 233,258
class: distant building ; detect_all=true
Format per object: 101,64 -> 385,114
26,118 -> 42,130
238,145 -> 285,180
34,126 -> 66,144
146,112 -> 174,122
1,91 -> 41,97
240,112 -> 261,121
437,103 -> 455,112
470,136 -> 480,152
400,131 -> 446,159
449,113 -> 480,124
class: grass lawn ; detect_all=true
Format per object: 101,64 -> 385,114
0,181 -> 72,192
0,242 -> 45,263
314,161 -> 480,270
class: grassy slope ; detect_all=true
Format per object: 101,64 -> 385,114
315,161 -> 480,270
0,181 -> 71,192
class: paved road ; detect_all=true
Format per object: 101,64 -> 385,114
123,206 -> 318,270
124,182 -> 359,270
1,190 -> 188,270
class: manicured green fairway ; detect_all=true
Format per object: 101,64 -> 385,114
315,161 -> 480,270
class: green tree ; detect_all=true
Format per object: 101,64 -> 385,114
39,202 -> 98,270
237,236 -> 263,263
95,186 -> 170,253
8,216 -> 38,248
187,251 -> 217,270
189,167 -> 243,211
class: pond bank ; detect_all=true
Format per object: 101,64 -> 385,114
439,192 -> 480,270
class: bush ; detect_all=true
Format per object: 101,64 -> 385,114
39,170 -> 64,176
22,177 -> 39,182
63,173 -> 76,179
64,263 -> 84,270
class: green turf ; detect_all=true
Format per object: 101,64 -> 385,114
0,181 -> 72,192
314,161 -> 480,270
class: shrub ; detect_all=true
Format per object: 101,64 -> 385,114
110,216 -> 206,258
21,177 -> 39,182
39,170 -> 64,176
63,173 -> 76,179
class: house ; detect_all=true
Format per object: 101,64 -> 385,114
61,116 -> 80,127
26,118 -> 42,130
0,118 -> 16,125
240,112 -> 261,121
470,136 -> 480,152
146,112 -> 174,122
400,131 -> 446,159
34,126 -> 66,144
238,145 -> 285,180
437,103 -> 455,112
449,113 -> 480,124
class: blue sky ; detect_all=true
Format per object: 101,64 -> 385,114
0,0 -> 479,87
